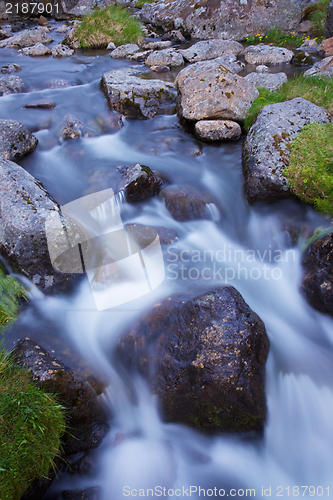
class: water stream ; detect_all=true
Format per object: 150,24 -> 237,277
1,20 -> 333,499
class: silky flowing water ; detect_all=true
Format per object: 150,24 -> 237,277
1,20 -> 333,500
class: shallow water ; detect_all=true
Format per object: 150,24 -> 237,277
1,21 -> 333,500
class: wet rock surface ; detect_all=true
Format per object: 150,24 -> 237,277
179,39 -> 243,63
22,42 -> 52,56
101,67 -> 177,119
24,100 -> 56,109
1,62 -> 21,73
52,42 -> 74,57
175,58 -> 258,121
301,232 -> 333,317
140,0 -> 302,40
244,45 -> 294,65
0,158 -> 85,289
244,72 -> 288,92
118,287 -> 269,432
160,185 -> 212,221
145,48 -> 184,68
13,339 -> 109,455
0,119 -> 37,160
0,74 -> 24,94
242,98 -> 331,203
116,163 -> 164,202
195,120 -> 241,141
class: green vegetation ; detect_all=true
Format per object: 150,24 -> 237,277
0,270 -> 26,331
283,123 -> 333,215
244,74 -> 333,131
75,5 -> 143,48
242,27 -> 319,47
0,348 -> 66,500
304,0 -> 331,37
135,0 -> 155,9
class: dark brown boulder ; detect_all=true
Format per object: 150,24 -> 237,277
118,287 -> 269,432
117,164 -> 164,203
160,185 -> 212,222
12,338 -> 109,455
301,232 -> 333,316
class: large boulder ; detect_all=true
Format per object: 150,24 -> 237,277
100,67 -> 177,119
13,339 -> 109,455
244,44 -> 294,65
175,58 -> 258,121
140,0 -> 302,40
118,287 -> 269,432
0,119 -> 37,160
0,159 -> 85,289
244,72 -> 287,92
179,39 -> 243,63
304,55 -> 333,77
0,28 -> 52,48
242,98 -> 331,203
324,0 -> 333,39
301,232 -> 333,317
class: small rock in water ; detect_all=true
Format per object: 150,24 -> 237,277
0,75 -> 24,95
62,127 -> 81,140
142,40 -> 172,50
160,185 -> 212,221
127,50 -> 152,61
150,65 -> 170,72
106,41 -> 116,50
38,15 -> 48,26
46,78 -> 74,88
55,24 -> 71,33
1,63 -> 22,74
117,163 -> 164,202
110,43 -> 140,58
244,72 -> 287,92
0,119 -> 37,160
195,120 -> 242,141
299,38 -> 320,52
179,39 -> 243,63
244,44 -> 294,65
293,50 -> 314,65
126,224 -> 177,245
52,42 -> 74,57
255,64 -> 268,73
24,100 -> 56,109
145,48 -> 184,68
22,42 -> 52,56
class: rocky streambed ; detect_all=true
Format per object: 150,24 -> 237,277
0,8 -> 333,500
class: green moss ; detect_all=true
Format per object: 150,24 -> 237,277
0,270 -> 27,332
0,348 -> 66,500
135,0 -> 155,8
75,5 -> 143,49
283,123 -> 333,215
245,75 -> 333,131
305,0 -> 331,37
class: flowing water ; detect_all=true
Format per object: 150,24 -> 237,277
1,20 -> 333,500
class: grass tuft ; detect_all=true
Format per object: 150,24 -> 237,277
135,0 -> 155,8
0,347 -> 66,500
283,123 -> 333,215
244,74 -> 333,131
0,270 -> 27,331
305,0 -> 331,37
242,27 -> 320,47
75,4 -> 144,48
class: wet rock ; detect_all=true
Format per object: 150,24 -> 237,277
101,67 -> 177,119
38,15 -> 48,26
299,38 -> 320,52
68,453 -> 96,476
301,232 -> 333,317
0,158 -> 85,289
22,42 -> 52,56
319,36 -> 333,56
56,24 -> 71,33
52,42 -> 74,57
24,100 -> 56,109
0,74 -> 24,95
13,339 -> 109,455
304,55 -> 333,77
324,0 -> 333,39
46,78 -> 74,88
110,43 -> 140,58
179,39 -> 243,63
244,72 -> 287,92
1,62 -> 21,74
242,98 -> 331,203
0,28 -> 52,48
118,287 -> 269,432
244,44 -> 294,65
117,163 -> 164,202
160,185 -> 211,221
61,487 -> 102,500
255,65 -> 269,73
0,119 -> 37,160
126,224 -> 177,245
142,40 -> 172,50
145,48 -> 184,68
293,50 -> 314,65
175,58 -> 258,122
150,65 -> 170,72
195,120 -> 241,141
62,127 -> 81,139
128,50 -> 152,61
140,0 -> 302,41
